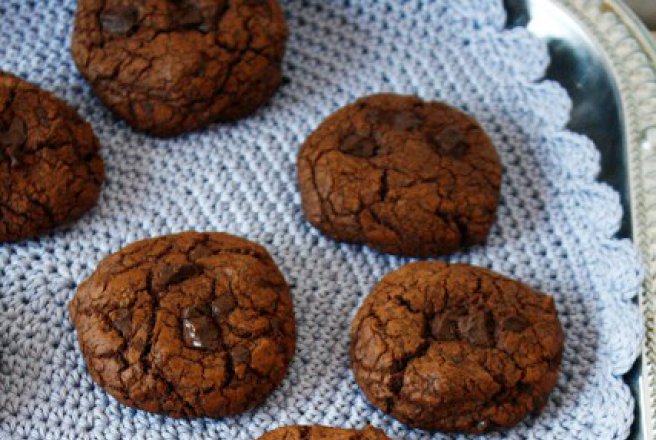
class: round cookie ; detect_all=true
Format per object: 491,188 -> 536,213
297,94 -> 502,257
0,72 -> 104,242
69,231 -> 296,418
258,425 -> 391,440
350,262 -> 563,433
71,0 -> 288,137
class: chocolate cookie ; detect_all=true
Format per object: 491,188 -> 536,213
297,94 -> 502,257
71,0 -> 288,136
0,72 -> 104,242
69,231 -> 296,418
350,262 -> 563,433
258,425 -> 391,440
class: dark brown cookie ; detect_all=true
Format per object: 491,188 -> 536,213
258,425 -> 392,440
69,231 -> 296,418
0,72 -> 104,242
350,262 -> 563,433
71,0 -> 288,137
297,94 -> 502,257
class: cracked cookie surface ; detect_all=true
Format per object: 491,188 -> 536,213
258,425 -> 392,440
71,0 -> 288,137
69,231 -> 296,418
0,72 -> 104,242
297,94 -> 501,257
350,262 -> 563,433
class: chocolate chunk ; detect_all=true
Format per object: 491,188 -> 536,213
390,111 -> 424,131
0,117 -> 27,148
338,134 -> 378,158
0,117 -> 27,166
212,294 -> 237,317
503,316 -> 529,333
99,5 -> 138,35
175,2 -> 206,30
112,309 -> 132,338
461,308 -> 495,348
171,0 -> 227,32
427,125 -> 470,157
189,244 -> 212,260
367,108 -> 424,131
270,316 -> 282,333
231,345 -> 250,363
431,315 -> 459,341
182,303 -> 221,350
152,262 -> 199,292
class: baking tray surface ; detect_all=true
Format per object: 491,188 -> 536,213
506,1 -> 656,438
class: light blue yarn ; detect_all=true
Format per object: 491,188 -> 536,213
0,1 -> 643,439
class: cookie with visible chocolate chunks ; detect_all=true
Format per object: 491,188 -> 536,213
71,0 -> 288,136
69,231 -> 296,418
297,94 -> 501,257
258,425 -> 392,440
0,72 -> 104,242
350,262 -> 563,433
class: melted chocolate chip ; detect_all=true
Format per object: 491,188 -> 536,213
181,0 -> 228,32
431,315 -> 460,341
177,7 -> 205,29
461,308 -> 495,348
171,0 -> 210,31
189,244 -> 212,261
212,294 -> 237,317
182,304 -> 221,350
339,134 -> 378,158
368,108 -> 424,131
270,316 -> 282,333
391,111 -> 424,131
1,117 -> 27,147
549,355 -> 562,370
476,420 -> 489,431
100,5 -> 138,35
231,345 -> 250,363
503,316 -> 529,333
427,126 -> 470,157
152,262 -> 199,292
112,309 -> 132,338
0,117 -> 27,166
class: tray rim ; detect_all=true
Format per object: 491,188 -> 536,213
550,0 -> 656,437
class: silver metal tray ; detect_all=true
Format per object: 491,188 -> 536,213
504,1 -> 656,438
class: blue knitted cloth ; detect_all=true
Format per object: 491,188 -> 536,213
0,1 -> 644,439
